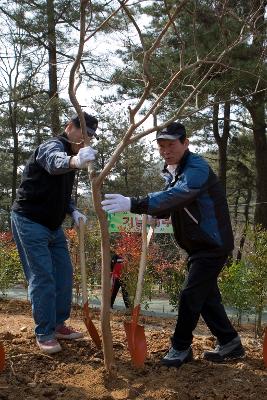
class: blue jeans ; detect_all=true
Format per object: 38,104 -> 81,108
11,211 -> 73,342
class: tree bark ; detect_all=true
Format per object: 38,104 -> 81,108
233,189 -> 240,230
68,0 -> 115,371
236,187 -> 252,262
248,93 -> 267,229
245,0 -> 267,229
212,100 -> 230,191
9,102 -> 18,204
46,0 -> 60,136
91,178 -> 114,370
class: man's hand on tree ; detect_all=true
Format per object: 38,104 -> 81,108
101,194 -> 131,213
72,146 -> 97,169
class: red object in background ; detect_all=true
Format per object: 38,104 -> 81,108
112,259 -> 124,279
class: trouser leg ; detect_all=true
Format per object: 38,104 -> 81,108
49,227 -> 73,327
110,278 -> 120,307
11,212 -> 56,341
121,281 -> 130,308
172,256 -> 237,350
201,284 -> 237,345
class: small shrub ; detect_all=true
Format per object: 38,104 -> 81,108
0,232 -> 24,294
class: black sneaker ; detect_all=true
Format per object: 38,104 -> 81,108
161,346 -> 193,368
203,336 -> 245,362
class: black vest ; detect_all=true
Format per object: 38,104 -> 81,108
12,135 -> 76,230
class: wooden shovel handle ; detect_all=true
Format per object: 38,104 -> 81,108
134,215 -> 153,308
78,218 -> 88,305
78,218 -> 102,349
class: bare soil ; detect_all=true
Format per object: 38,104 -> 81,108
0,299 -> 266,400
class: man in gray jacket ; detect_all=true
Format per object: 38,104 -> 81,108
12,112 -> 98,354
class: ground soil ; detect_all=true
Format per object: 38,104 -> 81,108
0,299 -> 266,400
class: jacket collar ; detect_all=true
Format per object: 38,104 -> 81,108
178,149 -> 190,173
161,149 -> 191,176
58,133 -> 75,155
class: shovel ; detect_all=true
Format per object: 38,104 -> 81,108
0,342 -> 5,372
78,218 -> 101,349
263,327 -> 267,367
124,214 -> 154,367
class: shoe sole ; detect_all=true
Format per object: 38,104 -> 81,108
161,352 -> 193,368
204,347 -> 246,363
37,344 -> 62,354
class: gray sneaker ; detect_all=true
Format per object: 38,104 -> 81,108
37,339 -> 62,354
161,346 -> 193,368
203,336 -> 245,362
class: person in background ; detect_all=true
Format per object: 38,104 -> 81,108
11,112 -> 98,355
110,254 -> 130,309
101,121 -> 245,368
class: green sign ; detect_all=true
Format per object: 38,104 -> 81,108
107,212 -> 173,234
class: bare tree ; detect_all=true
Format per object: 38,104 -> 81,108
69,0 -> 256,372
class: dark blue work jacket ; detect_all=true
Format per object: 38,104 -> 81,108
131,150 -> 234,259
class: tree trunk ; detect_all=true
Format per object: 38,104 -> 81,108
233,189 -> 240,230
91,177 -> 114,371
46,0 -> 60,136
248,94 -> 267,229
68,0 -> 115,372
236,187 -> 252,262
246,0 -> 267,229
256,305 -> 263,337
9,101 -> 18,205
213,100 -> 231,191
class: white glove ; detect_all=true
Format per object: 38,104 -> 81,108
101,194 -> 131,213
72,146 -> 97,169
72,210 -> 87,226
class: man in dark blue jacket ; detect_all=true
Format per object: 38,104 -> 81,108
101,122 -> 245,367
12,112 -> 98,355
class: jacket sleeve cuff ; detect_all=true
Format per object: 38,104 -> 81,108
130,196 -> 149,214
66,198 -> 76,215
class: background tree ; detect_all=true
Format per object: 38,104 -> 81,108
0,14 -> 46,208
111,0 -> 266,227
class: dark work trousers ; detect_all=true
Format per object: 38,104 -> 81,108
111,278 -> 130,309
172,256 -> 238,350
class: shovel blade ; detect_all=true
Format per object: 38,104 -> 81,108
124,320 -> 147,367
83,303 -> 102,349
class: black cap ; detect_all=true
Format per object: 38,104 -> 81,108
156,122 -> 186,141
71,112 -> 98,137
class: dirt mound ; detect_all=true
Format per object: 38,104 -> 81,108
0,299 -> 266,400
